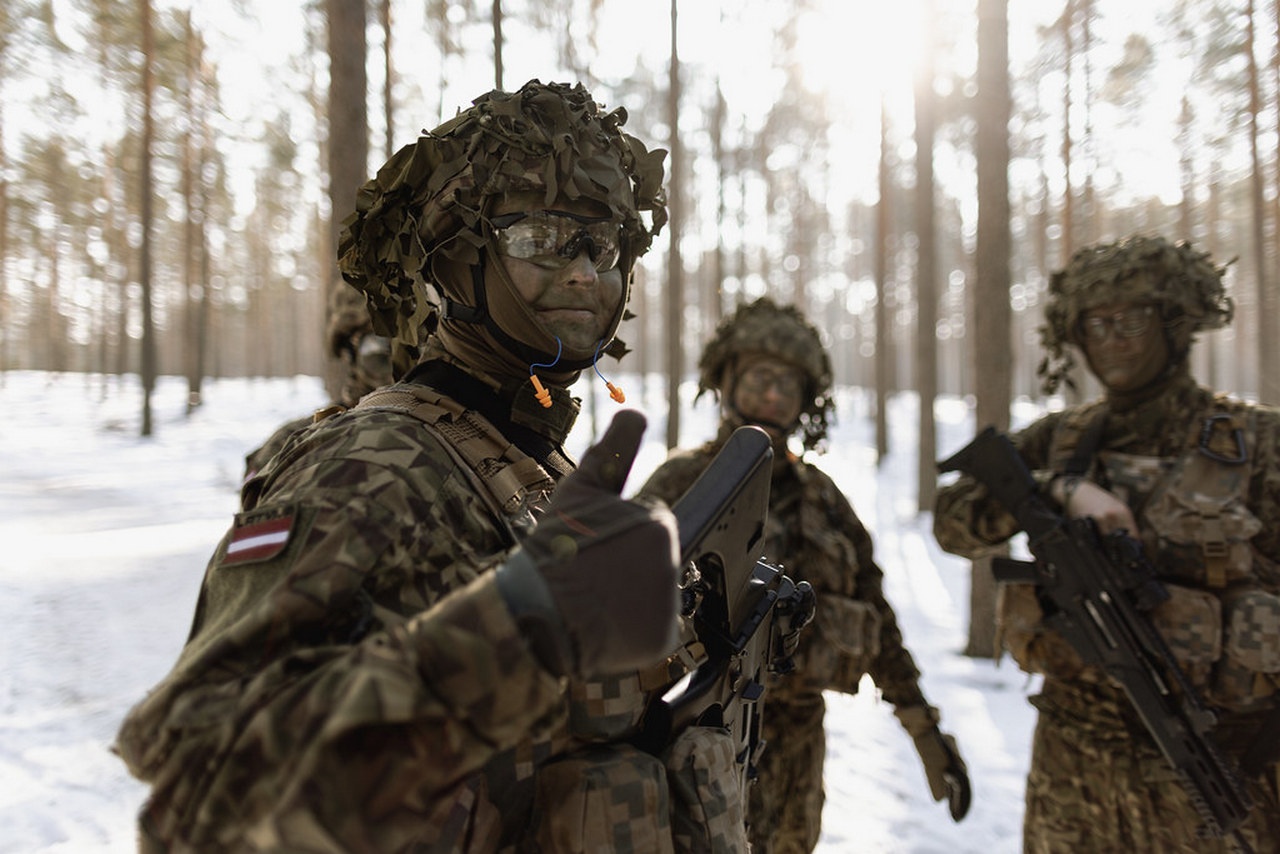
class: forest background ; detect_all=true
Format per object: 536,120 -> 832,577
3,0 -> 1280,655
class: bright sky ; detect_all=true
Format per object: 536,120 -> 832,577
7,1 -> 1216,225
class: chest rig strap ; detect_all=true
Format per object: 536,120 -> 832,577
354,386 -> 556,535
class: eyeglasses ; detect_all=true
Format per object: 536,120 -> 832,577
738,363 -> 805,398
1080,305 -> 1157,342
491,210 -> 623,272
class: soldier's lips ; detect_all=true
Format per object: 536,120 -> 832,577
537,307 -> 596,322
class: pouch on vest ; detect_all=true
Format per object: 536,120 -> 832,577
662,726 -> 749,854
1141,407 -> 1262,588
1210,588 -> 1280,712
530,743 -> 675,854
797,594 -> 881,692
1149,582 -> 1222,690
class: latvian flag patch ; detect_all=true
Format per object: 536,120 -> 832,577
223,506 -> 297,565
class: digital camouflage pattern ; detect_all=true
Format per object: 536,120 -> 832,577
935,371 -> 1280,850
696,298 -> 835,451
641,428 -> 933,853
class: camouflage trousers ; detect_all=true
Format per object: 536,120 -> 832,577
747,694 -> 826,854
1025,680 -> 1280,853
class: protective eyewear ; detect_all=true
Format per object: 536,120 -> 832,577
739,363 -> 805,398
491,210 -> 623,272
1080,305 -> 1157,342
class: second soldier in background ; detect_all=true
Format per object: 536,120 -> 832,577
641,297 -> 971,854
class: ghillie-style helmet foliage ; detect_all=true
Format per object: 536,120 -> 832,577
1038,235 -> 1233,393
698,297 -> 834,450
336,80 -> 668,371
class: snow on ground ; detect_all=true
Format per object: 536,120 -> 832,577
0,370 -> 1039,852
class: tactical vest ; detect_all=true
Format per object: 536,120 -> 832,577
355,386 -> 748,853
999,396 -> 1280,714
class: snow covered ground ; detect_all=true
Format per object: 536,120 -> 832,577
0,369 -> 1039,852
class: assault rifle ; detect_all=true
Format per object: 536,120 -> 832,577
635,425 -> 815,798
939,426 -> 1254,850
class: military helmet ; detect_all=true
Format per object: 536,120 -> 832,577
1038,235 -> 1233,393
698,297 -> 834,450
336,80 -> 668,366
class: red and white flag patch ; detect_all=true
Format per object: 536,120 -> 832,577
223,508 -> 296,565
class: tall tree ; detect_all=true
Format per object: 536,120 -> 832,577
139,0 -> 157,436
1246,0 -> 1277,403
915,0 -> 939,513
665,0 -> 683,449
874,97 -> 891,463
967,0 -> 1013,659
326,0 -> 368,399
492,0 -> 503,90
381,0 -> 393,158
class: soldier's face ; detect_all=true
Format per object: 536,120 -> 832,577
491,194 -> 626,354
1081,301 -> 1169,393
727,354 -> 805,442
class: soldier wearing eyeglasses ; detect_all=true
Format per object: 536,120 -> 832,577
114,81 -> 735,852
640,298 -> 972,853
934,235 -> 1280,852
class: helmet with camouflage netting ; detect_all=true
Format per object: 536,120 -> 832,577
336,79 -> 668,371
698,297 -> 834,450
1038,234 -> 1233,393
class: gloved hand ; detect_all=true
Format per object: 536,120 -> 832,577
896,704 -> 972,821
496,410 -> 681,679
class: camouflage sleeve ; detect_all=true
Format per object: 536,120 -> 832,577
115,410 -> 567,850
824,484 -> 929,709
932,413 -> 1061,558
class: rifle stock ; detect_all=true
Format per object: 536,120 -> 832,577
940,426 -> 1254,847
636,426 -> 815,793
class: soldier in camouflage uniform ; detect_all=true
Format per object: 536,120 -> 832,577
113,80 -> 740,852
934,235 -> 1280,852
242,289 -> 394,480
640,298 -> 971,854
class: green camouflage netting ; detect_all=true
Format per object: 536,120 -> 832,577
697,297 -> 834,450
336,80 -> 668,365
1038,235 -> 1234,394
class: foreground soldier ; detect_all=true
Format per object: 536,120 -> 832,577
934,235 -> 1280,852
114,81 -> 715,851
641,298 -> 970,853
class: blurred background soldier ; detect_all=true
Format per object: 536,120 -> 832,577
114,80 -> 713,852
934,235 -> 1280,852
242,286 -> 394,480
641,297 -> 971,854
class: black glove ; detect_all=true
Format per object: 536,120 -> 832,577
896,704 -> 972,822
496,410 -> 681,678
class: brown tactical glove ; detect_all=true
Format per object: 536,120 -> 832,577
496,410 -> 681,679
895,704 -> 972,822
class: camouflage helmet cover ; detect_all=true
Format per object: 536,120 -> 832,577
1037,234 -> 1233,393
336,80 -> 668,363
698,297 -> 834,450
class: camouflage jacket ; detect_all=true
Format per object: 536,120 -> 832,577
934,372 -> 1280,740
640,426 -> 928,710
115,366 -> 591,852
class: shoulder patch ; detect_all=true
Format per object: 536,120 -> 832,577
224,505 -> 297,565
